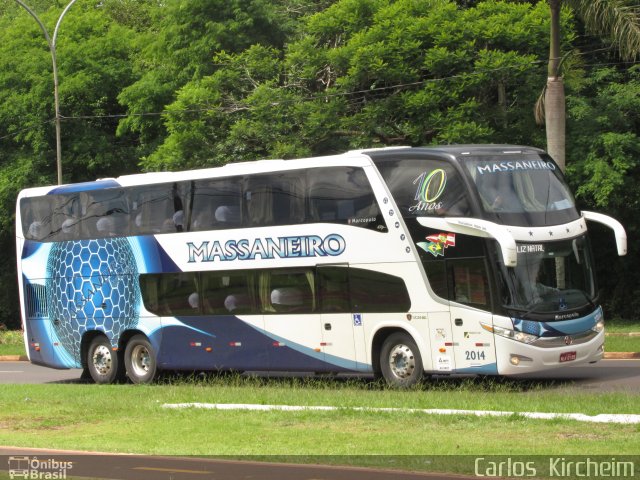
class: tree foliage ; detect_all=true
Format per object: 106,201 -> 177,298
142,0 -> 551,170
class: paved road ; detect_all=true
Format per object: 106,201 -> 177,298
0,446 -> 473,480
510,358 -> 640,391
1,359 -> 640,391
0,361 -> 84,384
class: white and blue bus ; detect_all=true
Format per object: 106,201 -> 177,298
15,146 -> 627,386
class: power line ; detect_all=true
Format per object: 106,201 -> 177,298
1,48 -> 638,141
56,61 -> 550,121
56,46 -> 640,122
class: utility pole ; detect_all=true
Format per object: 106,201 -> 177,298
14,0 -> 78,185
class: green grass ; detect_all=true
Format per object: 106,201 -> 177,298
0,377 -> 638,467
0,330 -> 24,356
605,319 -> 640,352
604,318 -> 640,333
606,334 -> 640,352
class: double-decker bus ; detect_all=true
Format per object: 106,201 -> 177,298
15,145 -> 627,386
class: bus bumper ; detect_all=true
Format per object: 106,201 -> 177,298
494,329 -> 605,375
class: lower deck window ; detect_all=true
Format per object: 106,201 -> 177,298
140,266 -> 411,316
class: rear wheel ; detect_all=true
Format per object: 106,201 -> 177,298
87,336 -> 121,384
380,332 -> 424,388
125,335 -> 157,384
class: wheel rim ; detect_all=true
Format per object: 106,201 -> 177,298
388,343 -> 415,379
91,344 -> 113,376
130,344 -> 151,377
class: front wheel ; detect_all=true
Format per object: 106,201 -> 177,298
380,332 -> 424,388
87,336 -> 121,384
124,335 -> 157,384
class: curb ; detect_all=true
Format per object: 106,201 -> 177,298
0,355 -> 28,361
604,352 -> 640,359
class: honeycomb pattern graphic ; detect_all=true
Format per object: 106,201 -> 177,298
46,238 -> 140,358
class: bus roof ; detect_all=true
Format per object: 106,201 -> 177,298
17,144 -> 547,197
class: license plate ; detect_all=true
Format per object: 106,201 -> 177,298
560,351 -> 577,362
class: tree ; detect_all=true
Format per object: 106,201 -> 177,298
116,0 -> 309,160
0,1 -> 146,327
565,65 -> 640,319
538,0 -> 640,171
146,0 -> 553,169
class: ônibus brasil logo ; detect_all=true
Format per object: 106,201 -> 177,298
8,456 -> 73,479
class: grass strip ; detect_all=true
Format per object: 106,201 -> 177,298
0,378 -> 638,462
605,335 -> 640,352
0,330 -> 24,356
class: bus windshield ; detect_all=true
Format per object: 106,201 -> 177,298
496,235 -> 597,318
463,154 -> 580,226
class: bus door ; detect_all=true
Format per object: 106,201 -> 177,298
317,265 -> 366,372
447,256 -> 497,373
425,253 -> 497,374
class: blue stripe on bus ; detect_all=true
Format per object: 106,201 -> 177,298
21,239 -> 43,259
512,307 -> 602,337
135,236 -> 181,273
155,315 -> 352,373
454,363 -> 498,375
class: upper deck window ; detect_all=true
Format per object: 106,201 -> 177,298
375,158 -> 471,218
307,167 -> 385,231
463,154 -> 580,226
20,166 -> 386,242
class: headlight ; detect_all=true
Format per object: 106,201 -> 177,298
481,323 -> 539,344
592,319 -> 605,333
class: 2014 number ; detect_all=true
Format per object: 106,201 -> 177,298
465,350 -> 486,361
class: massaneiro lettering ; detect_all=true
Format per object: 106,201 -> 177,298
187,233 -> 346,263
476,159 -> 556,175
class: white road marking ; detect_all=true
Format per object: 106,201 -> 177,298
162,403 -> 640,424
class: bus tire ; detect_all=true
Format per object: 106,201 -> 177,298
380,332 -> 424,388
124,335 -> 157,384
87,336 -> 120,384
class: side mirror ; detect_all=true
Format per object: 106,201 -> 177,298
582,211 -> 627,256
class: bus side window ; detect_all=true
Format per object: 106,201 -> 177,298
446,258 -> 490,309
80,189 -> 130,238
423,261 -> 448,300
317,267 -> 349,313
201,271 -> 255,315
262,269 -> 314,314
244,173 -> 305,227
53,193 -> 81,241
307,167 -> 385,231
349,268 -> 411,312
376,159 -> 471,217
139,274 -> 162,315
158,273 -> 201,316
191,178 -> 242,231
130,183 -> 186,236
21,197 -> 53,241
